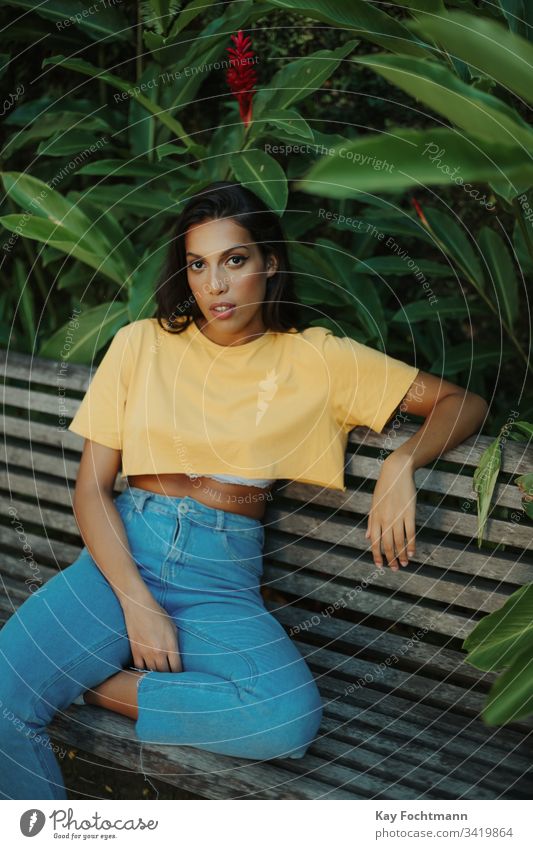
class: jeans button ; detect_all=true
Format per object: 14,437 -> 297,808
179,503 -> 188,514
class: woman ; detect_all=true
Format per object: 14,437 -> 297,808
0,182 -> 488,799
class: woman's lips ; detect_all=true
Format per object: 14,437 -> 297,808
209,304 -> 236,319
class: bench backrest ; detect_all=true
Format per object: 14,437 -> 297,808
1,349 -> 532,662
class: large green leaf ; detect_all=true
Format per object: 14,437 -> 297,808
250,109 -> 314,142
513,219 -> 533,277
77,159 -> 175,178
478,226 -> 519,326
355,54 -> 533,149
289,243 -> 350,307
422,207 -> 485,288
127,241 -> 166,322
268,0 -> 431,57
431,341 -> 503,375
2,111 -> 110,159
1,172 -> 136,283
358,256 -> 451,277
482,643 -> 533,724
391,295 -> 486,323
473,434 -> 502,547
38,302 -> 129,363
254,40 -> 359,116
229,150 -> 288,214
409,11 -> 533,107
3,171 -> 93,235
71,198 -> 139,276
0,215 -> 126,284
41,55 -> 201,154
36,128 -> 107,158
314,237 -> 385,338
357,211 -> 435,245
498,0 -> 533,41
463,582 -> 533,668
13,257 -> 36,351
295,128 -> 533,197
70,184 -> 176,216
2,0 -> 130,42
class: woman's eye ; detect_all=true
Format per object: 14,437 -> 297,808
189,256 -> 246,271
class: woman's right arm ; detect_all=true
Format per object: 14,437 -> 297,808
72,439 -> 182,672
72,439 -> 151,608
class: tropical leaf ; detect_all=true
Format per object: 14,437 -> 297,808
409,11 -> 533,107
391,295 -> 487,323
478,226 -> 519,326
473,435 -> 502,547
38,302 -> 128,362
354,53 -> 533,149
268,0 -> 431,57
295,128 -> 533,197
254,40 -> 359,116
229,149 -> 288,214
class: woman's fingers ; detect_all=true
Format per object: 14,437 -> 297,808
368,516 -> 415,571
405,518 -> 416,559
381,525 -> 399,571
393,520 -> 409,567
368,521 -> 383,567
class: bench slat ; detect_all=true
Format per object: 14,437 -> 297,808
268,601 -> 498,686
266,517 -> 533,585
264,563 -> 477,640
47,705 -> 363,800
274,492 -> 533,548
3,414 -> 84,452
350,424 -> 532,476
318,716 -> 506,798
264,533 -> 514,613
0,349 -> 91,391
320,686 -> 533,777
345,453 -> 523,509
3,384 -> 80,419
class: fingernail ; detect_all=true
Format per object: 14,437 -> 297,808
400,560 -> 408,566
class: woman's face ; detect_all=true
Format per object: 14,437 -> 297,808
185,217 -> 277,346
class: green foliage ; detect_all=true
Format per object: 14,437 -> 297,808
1,0 -> 532,730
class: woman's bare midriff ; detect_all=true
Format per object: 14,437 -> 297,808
126,473 -> 274,520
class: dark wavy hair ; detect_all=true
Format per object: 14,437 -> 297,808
155,180 -> 299,334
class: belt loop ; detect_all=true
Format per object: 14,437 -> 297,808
131,487 -> 152,513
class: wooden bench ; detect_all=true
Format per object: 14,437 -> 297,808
1,347 -> 532,800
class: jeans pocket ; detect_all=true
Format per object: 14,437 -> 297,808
114,492 -> 135,523
221,525 -> 264,576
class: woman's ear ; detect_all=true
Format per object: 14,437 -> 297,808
266,253 -> 278,277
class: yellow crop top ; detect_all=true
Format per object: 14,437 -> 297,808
67,317 -> 419,492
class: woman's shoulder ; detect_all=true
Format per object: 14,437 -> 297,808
114,316 -> 162,344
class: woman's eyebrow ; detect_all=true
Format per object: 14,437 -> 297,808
186,244 -> 249,259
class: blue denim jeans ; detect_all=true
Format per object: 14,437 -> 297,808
0,486 -> 323,799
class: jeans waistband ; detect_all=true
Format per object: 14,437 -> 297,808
118,485 -> 263,532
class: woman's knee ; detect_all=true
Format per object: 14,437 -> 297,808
240,683 -> 323,760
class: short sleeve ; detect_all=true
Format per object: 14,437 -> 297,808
68,325 -> 134,449
323,330 -> 419,433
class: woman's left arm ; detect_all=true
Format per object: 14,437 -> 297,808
365,370 -> 489,571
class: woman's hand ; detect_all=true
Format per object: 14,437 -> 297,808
122,591 -> 182,673
364,454 -> 417,571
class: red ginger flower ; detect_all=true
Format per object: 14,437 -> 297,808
226,29 -> 258,127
